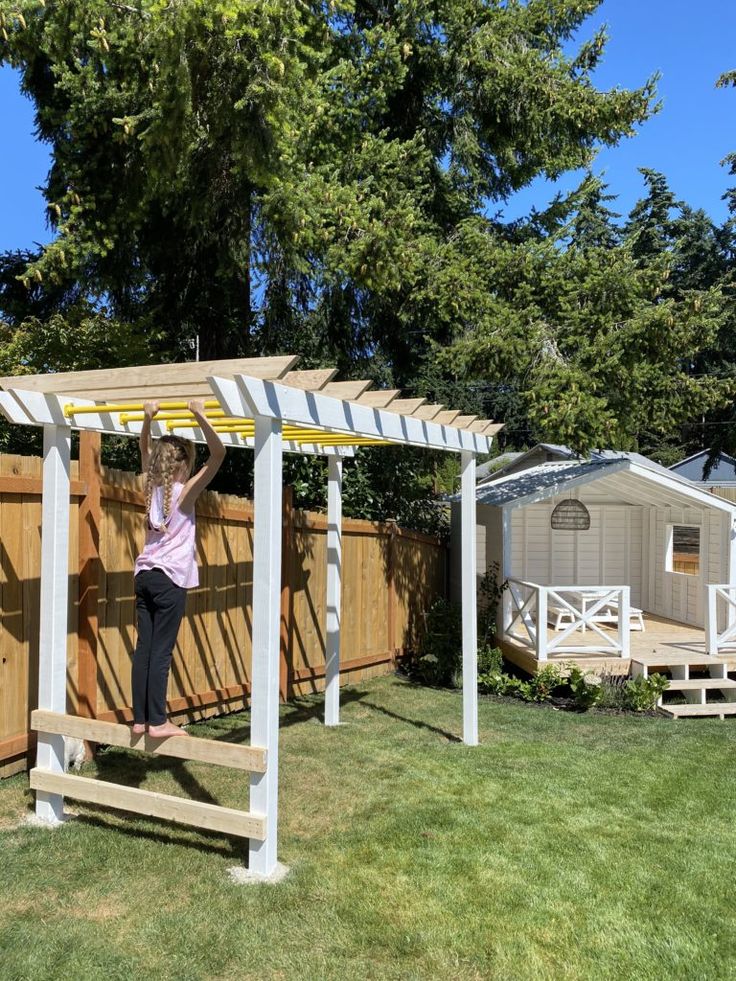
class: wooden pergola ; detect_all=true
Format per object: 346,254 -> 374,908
0,357 -> 500,878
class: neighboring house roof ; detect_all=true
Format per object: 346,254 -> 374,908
475,452 -> 523,483
669,450 -> 736,486
459,453 -> 736,514
477,443 -> 577,484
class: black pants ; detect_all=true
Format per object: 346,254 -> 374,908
132,569 -> 187,726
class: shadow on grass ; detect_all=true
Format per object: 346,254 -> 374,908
206,687 -> 369,744
360,700 -> 462,743
93,749 -> 219,804
72,807 -> 247,861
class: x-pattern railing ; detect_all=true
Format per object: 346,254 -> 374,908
706,584 -> 736,655
504,579 -> 631,661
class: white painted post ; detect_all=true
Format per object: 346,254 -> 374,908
618,586 -> 631,659
706,584 -> 718,656
325,457 -> 342,726
536,586 -> 548,661
35,425 -> 71,824
249,415 -> 283,877
460,451 -> 478,746
501,508 -> 513,639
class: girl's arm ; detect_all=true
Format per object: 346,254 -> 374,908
178,400 -> 226,512
140,401 -> 159,471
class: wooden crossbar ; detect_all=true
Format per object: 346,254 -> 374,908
29,769 -> 266,841
31,711 -> 267,773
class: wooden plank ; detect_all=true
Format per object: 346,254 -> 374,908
321,380 -> 373,399
280,485 -> 294,701
387,525 -> 397,655
356,390 -> 400,408
29,768 -> 266,840
291,651 -> 393,682
0,475 -> 86,496
384,398 -> 426,414
659,703 -> 736,717
453,415 -> 478,428
411,404 -> 444,421
78,432 -> 101,719
0,731 -> 35,760
434,410 -> 461,425
31,710 -> 267,773
282,369 -> 338,390
0,357 -> 298,396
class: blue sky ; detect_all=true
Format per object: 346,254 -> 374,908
0,0 -> 734,253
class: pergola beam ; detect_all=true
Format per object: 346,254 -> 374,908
212,376 -> 491,454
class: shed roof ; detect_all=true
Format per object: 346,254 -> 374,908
467,454 -> 736,514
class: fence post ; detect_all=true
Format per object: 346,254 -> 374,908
536,585 -> 548,661
78,431 -> 101,721
279,485 -> 294,702
387,522 -> 398,660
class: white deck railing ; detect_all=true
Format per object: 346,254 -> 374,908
705,584 -> 736,656
503,579 -> 631,661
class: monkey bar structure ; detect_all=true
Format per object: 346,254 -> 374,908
0,357 -> 500,878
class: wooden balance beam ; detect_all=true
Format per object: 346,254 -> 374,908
30,711 -> 267,841
31,710 -> 266,772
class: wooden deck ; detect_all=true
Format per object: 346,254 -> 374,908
498,612 -> 736,677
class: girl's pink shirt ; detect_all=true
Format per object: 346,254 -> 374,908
134,481 -> 198,588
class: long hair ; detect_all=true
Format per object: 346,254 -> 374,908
144,436 -> 196,526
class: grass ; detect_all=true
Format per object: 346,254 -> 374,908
1,675 -> 736,980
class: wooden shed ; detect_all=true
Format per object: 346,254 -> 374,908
450,453 -> 736,692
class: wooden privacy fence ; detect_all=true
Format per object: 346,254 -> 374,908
0,438 -> 447,776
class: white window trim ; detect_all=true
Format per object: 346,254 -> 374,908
665,522 -> 702,578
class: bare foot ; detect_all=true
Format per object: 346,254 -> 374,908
131,723 -> 146,736
147,721 -> 189,738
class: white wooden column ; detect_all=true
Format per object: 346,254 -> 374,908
460,451 -> 478,746
501,508 -> 513,638
249,415 -> 283,876
35,425 -> 71,823
325,457 -> 343,726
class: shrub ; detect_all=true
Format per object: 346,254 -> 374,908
410,597 -> 462,686
624,673 -> 669,712
525,664 -> 563,702
409,565 -> 505,689
477,644 -> 506,694
567,666 -> 603,710
598,670 -> 630,709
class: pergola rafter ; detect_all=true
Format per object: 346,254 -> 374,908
0,356 -> 502,879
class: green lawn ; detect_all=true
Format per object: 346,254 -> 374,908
1,676 -> 735,980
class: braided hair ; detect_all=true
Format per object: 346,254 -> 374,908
144,436 -> 196,527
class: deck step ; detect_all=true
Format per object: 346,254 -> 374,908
663,678 -> 736,691
632,653 -> 730,667
659,703 -> 736,718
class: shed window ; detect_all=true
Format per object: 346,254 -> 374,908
667,524 -> 700,576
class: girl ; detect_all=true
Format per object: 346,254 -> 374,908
131,399 -> 226,737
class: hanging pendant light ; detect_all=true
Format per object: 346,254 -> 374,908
550,498 -> 590,531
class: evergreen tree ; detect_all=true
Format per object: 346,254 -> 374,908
566,172 -> 621,252
0,0 -> 656,372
